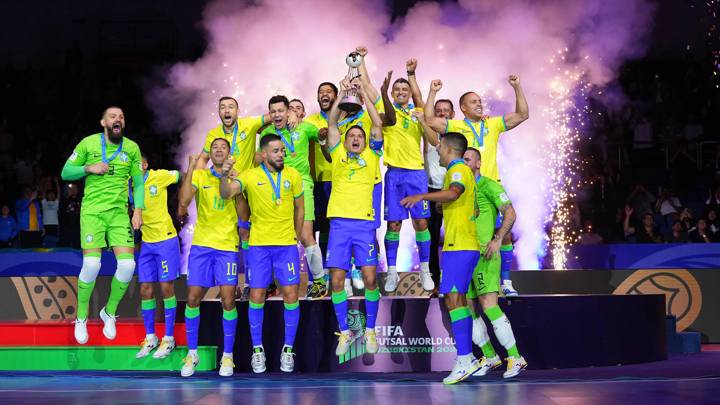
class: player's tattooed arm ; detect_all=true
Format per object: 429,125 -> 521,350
179,155 -> 199,216
400,184 -> 464,208
406,58 -> 425,110
485,203 -> 516,260
219,157 -> 241,199
503,75 -> 529,130
325,78 -> 345,153
293,190 -> 305,241
355,46 -> 380,103
379,69 -> 396,127
424,80 -> 448,134
359,76 -> 385,143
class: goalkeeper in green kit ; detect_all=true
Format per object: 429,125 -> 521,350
462,147 -> 527,379
61,106 -> 145,344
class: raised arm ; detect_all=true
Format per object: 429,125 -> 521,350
424,80 -> 448,133
179,155 -> 198,211
414,110 -> 439,146
360,74 -> 387,142
355,46 -> 380,103
219,157 -> 242,199
503,75 -> 529,130
326,79 -> 345,150
406,58 -> 424,109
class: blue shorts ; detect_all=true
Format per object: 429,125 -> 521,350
439,250 -> 481,294
138,237 -> 181,283
384,168 -> 430,221
247,245 -> 301,289
187,245 -> 239,287
326,218 -> 377,271
313,181 -> 332,234
373,182 -> 382,229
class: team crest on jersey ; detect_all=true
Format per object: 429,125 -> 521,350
451,172 -> 462,182
69,152 -> 78,161
149,185 -> 158,196
283,180 -> 291,189
291,131 -> 300,141
85,234 -> 93,243
239,131 -> 247,140
119,152 -> 129,162
499,193 -> 510,203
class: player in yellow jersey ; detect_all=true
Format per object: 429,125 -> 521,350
425,77 -> 529,295
135,155 -> 181,360
321,78 -> 384,356
356,47 -> 438,293
219,134 -> 305,374
401,132 -> 482,384
304,72 -> 395,298
178,138 -> 239,378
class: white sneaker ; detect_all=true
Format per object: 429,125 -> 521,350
251,348 -> 266,373
74,318 -> 88,345
384,271 -> 399,293
351,268 -> 365,290
474,355 -> 502,377
99,307 -> 117,340
335,330 -> 356,356
135,335 -> 159,359
364,330 -> 378,354
502,280 -> 519,297
420,271 -> 435,291
443,357 -> 481,385
344,278 -> 354,297
219,355 -> 234,377
153,337 -> 176,359
180,353 -> 199,377
503,356 -> 528,378
280,346 -> 295,372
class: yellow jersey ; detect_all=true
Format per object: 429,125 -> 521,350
327,142 -> 381,221
236,165 -> 303,246
141,169 -> 180,243
378,103 -> 424,170
442,160 -> 479,252
191,168 -> 238,252
202,116 -> 264,173
446,116 -> 507,182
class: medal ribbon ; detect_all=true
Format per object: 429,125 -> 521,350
261,163 -> 282,203
100,133 -> 124,164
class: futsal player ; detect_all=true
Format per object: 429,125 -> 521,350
178,138 -> 239,378
219,134 -> 304,373
425,76 -> 529,295
60,106 -> 144,344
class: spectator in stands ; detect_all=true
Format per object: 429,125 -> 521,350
706,208 -> 719,240
58,183 -> 81,248
15,186 -> 43,247
0,205 -> 17,248
577,219 -> 603,245
626,183 -> 655,224
689,218 -> 716,243
655,189 -> 681,227
41,177 -> 60,246
665,220 -> 689,243
679,207 -> 695,232
707,187 -> 720,211
625,206 -> 663,243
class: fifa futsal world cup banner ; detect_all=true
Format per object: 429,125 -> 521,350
330,298 -> 459,372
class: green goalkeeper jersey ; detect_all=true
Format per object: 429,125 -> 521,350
66,133 -> 143,214
474,175 -> 512,246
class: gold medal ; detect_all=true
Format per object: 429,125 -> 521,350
276,198 -> 282,206
291,152 -> 297,158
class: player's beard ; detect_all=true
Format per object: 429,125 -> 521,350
268,159 -> 284,172
105,123 -> 124,143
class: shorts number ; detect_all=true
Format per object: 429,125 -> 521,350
213,196 -> 225,210
369,244 -> 375,257
422,201 -> 429,211
287,262 -> 296,276
161,260 -> 168,274
226,262 -> 237,276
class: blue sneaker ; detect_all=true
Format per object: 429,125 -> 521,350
501,280 -> 518,297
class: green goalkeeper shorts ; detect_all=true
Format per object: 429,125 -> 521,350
467,249 -> 501,298
302,178 -> 315,222
80,207 -> 134,250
